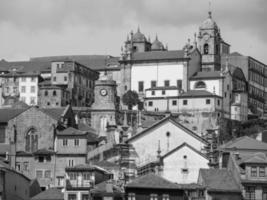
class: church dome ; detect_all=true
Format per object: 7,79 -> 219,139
132,27 -> 147,42
151,36 -> 164,51
200,11 -> 218,30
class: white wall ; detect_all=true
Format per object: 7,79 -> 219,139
145,89 -> 180,98
162,145 -> 209,184
129,120 -> 206,166
19,76 -> 39,105
131,62 -> 184,93
190,79 -> 221,96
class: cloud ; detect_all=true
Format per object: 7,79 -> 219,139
0,0 -> 266,62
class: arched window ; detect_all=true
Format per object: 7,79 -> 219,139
25,128 -> 38,152
195,81 -> 206,89
53,90 -> 57,96
204,43 -> 209,54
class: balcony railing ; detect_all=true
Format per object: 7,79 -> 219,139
66,179 -> 93,189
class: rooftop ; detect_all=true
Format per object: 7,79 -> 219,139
130,50 -> 186,61
190,71 -> 223,80
179,90 -> 220,98
0,108 -> 28,123
199,168 -> 241,193
126,173 -> 181,189
57,127 -> 88,136
31,188 -> 63,200
220,136 -> 267,151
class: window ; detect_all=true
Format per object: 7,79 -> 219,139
64,76 -> 68,81
164,80 -> 170,87
227,84 -> 230,90
69,172 -> 77,180
245,186 -> 255,200
151,81 -> 157,88
38,156 -> 44,163
162,194 -> 169,200
36,170 -> 43,178
31,77 -> 36,82
217,99 -> 220,106
63,139 -> 68,146
23,162 -> 29,171
81,194 -> 89,200
44,90 -> 48,96
25,128 -> 38,152
68,159 -> 74,167
195,81 -> 206,89
162,90 -> 166,95
224,92 -> 227,98
47,102 -> 50,106
204,43 -> 209,54
128,193 -> 135,200
177,79 -> 182,90
206,99 -> 210,104
68,194 -> 77,200
53,90 -> 57,96
83,173 -> 91,180
46,156 -> 51,162
53,76 -> 57,82
263,188 -> 267,200
44,170 -> 51,178
183,100 -> 188,105
21,77 -> 26,82
150,194 -> 158,200
16,162 -> 21,171
74,139 -> 79,146
21,97 -> 26,102
31,86 -> 35,93
138,81 -> 144,92
251,166 -> 257,177
30,97 -> 36,105
148,101 -> 153,107
259,167 -> 266,177
151,91 -> 155,95
21,86 -> 26,93
172,100 -> 177,106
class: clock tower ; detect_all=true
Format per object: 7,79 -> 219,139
91,79 -> 118,136
198,11 -> 221,71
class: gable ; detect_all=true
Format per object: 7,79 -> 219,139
128,118 -> 207,166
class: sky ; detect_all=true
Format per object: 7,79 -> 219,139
0,0 -> 266,63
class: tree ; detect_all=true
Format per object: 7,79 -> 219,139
122,90 -> 139,110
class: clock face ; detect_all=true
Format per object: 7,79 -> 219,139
100,89 -> 107,96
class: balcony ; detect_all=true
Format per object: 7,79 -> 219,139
66,179 -> 93,190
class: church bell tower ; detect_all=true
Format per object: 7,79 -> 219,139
198,11 -> 221,71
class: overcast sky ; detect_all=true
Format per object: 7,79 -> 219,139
0,0 -> 266,63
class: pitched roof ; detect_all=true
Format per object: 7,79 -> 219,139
199,169 -> 241,193
162,142 -> 208,160
30,55 -> 120,71
130,50 -> 186,61
126,173 -> 180,189
65,164 -> 111,174
31,188 -> 63,200
240,152 -> 267,164
220,136 -> 267,151
57,127 -> 87,136
91,181 -> 123,195
33,148 -> 56,155
0,108 -> 28,123
40,108 -> 66,121
178,90 -> 221,98
146,86 -> 179,91
127,116 -> 207,144
92,160 -> 120,169
230,52 -> 243,56
190,71 -> 223,80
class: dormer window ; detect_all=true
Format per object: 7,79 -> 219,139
195,81 -> 206,89
204,43 -> 209,54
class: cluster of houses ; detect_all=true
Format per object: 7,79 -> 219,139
0,10 -> 267,200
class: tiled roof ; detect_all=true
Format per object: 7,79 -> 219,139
230,52 -> 243,56
91,181 -> 123,195
57,127 -> 87,136
126,173 -> 180,189
65,164 -> 111,174
178,90 -> 220,98
220,136 -> 267,151
0,60 -> 51,73
33,148 -> 56,155
190,71 -> 223,80
146,86 -> 179,91
199,169 -> 241,193
130,50 -> 186,61
0,108 -> 28,123
40,108 -> 66,121
31,188 -> 63,200
30,55 -> 120,70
